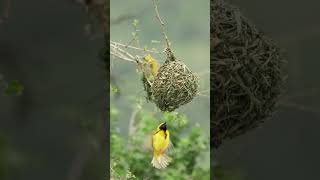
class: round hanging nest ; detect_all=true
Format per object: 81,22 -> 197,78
211,0 -> 287,148
143,49 -> 199,112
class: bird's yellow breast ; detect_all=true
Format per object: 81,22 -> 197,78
144,54 -> 159,76
152,130 -> 169,155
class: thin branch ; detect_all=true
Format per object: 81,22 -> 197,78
111,13 -> 136,25
128,107 -> 141,136
197,90 -> 210,98
280,100 -> 320,117
110,43 -> 140,64
111,41 -> 161,54
198,89 -> 210,94
111,43 -> 136,59
110,0 -> 171,67
125,38 -> 136,48
197,71 -> 210,77
110,51 -> 136,63
127,105 -> 142,150
197,93 -> 210,98
151,0 -> 171,49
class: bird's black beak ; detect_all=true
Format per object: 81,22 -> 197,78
160,122 -> 167,131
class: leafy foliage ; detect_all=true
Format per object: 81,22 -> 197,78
0,74 -> 24,96
110,105 -> 209,179
0,134 -> 25,180
212,161 -> 245,180
4,80 -> 24,96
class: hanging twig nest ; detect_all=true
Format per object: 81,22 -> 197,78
150,49 -> 199,112
211,0 -> 287,148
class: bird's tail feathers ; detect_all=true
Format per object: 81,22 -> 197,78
151,154 -> 172,169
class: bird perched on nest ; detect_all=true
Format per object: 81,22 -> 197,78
150,122 -> 173,169
140,54 -> 160,101
144,54 -> 159,77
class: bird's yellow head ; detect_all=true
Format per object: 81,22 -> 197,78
143,54 -> 159,76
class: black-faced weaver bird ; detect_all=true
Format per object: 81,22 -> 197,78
150,122 -> 173,169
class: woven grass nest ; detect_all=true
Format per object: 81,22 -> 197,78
143,49 -> 199,112
211,0 -> 287,148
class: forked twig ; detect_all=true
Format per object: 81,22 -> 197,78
151,0 -> 171,49
110,43 -> 138,63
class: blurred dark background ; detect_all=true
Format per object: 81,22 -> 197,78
0,0 -> 106,180
215,0 -> 320,179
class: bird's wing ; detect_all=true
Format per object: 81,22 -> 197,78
165,140 -> 174,154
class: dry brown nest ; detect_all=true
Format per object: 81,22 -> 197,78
142,49 -> 199,112
211,0 -> 287,148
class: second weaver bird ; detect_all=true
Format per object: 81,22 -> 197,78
143,54 -> 159,77
151,122 -> 173,169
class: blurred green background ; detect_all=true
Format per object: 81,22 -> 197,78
110,0 -> 210,179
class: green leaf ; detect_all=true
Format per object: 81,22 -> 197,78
4,80 -> 24,96
132,19 -> 139,27
111,85 -> 118,93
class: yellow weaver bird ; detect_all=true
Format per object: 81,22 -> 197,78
151,122 -> 173,169
140,54 -> 159,101
143,54 -> 159,76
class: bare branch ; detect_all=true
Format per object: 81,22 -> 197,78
110,51 -> 136,63
111,43 -> 136,59
110,42 -> 142,64
110,41 -> 161,54
151,0 -> 171,49
128,107 -> 141,136
280,100 -> 320,117
197,89 -> 210,98
197,93 -> 210,98
111,13 -> 136,25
